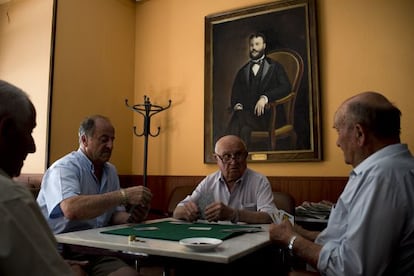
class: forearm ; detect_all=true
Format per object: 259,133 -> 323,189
60,190 -> 123,220
237,209 -> 272,224
291,235 -> 321,270
294,224 -> 320,241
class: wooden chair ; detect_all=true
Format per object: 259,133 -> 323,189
251,49 -> 304,150
166,185 -> 196,216
14,175 -> 42,199
273,191 -> 296,215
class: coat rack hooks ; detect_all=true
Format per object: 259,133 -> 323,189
125,95 -> 171,187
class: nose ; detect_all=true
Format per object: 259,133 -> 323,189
28,135 -> 36,153
226,155 -> 242,165
335,138 -> 341,148
106,138 -> 115,149
229,155 -> 238,161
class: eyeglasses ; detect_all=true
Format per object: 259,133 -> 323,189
214,152 -> 247,163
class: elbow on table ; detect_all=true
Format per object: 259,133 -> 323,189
60,200 -> 81,220
61,207 -> 80,220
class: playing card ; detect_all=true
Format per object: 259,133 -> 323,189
270,212 -> 279,224
270,209 -> 294,225
197,193 -> 214,219
279,209 -> 294,225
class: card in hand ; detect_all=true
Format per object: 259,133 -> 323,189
270,209 -> 294,225
197,193 -> 214,219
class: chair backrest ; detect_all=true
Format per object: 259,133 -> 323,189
267,49 -> 304,125
273,191 -> 296,215
167,185 -> 196,216
267,49 -> 304,93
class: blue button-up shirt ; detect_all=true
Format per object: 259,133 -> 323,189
37,149 -> 124,234
316,144 -> 414,275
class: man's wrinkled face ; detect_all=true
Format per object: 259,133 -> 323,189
333,107 -> 359,167
83,118 -> 115,164
5,105 -> 36,177
249,36 -> 266,60
215,140 -> 248,183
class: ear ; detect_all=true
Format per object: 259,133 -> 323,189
0,116 -> 14,139
0,117 -> 15,155
354,123 -> 366,145
213,154 -> 220,165
80,134 -> 88,147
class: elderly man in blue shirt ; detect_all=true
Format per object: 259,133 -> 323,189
37,115 -> 152,276
269,91 -> 414,275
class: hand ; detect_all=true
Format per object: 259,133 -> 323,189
233,103 -> 243,111
126,186 -> 152,206
254,96 -> 267,116
204,202 -> 232,222
182,201 -> 200,222
65,259 -> 88,276
128,204 -> 150,223
269,220 -> 295,247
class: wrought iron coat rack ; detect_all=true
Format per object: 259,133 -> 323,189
125,96 -> 171,187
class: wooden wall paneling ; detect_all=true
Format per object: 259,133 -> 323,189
119,175 -> 202,213
119,175 -> 347,213
15,174 -> 347,214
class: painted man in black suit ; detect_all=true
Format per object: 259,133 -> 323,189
226,33 -> 291,150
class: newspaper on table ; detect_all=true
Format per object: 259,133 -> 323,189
295,200 -> 333,219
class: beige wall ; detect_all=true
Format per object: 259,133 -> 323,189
48,0 -> 414,177
50,0 -> 136,173
131,0 -> 414,177
0,0 -> 53,173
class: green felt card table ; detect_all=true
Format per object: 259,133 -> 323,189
55,218 -> 285,275
100,220 -> 263,241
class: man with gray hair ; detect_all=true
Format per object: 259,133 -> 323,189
174,135 -> 277,224
269,91 -> 414,275
38,114 -> 152,276
0,80 -> 74,275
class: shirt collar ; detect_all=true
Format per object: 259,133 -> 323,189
351,143 -> 406,176
76,148 -> 109,173
218,169 -> 248,185
250,55 -> 265,64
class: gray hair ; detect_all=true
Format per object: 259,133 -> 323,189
345,92 -> 401,140
78,114 -> 110,144
214,135 -> 247,153
0,80 -> 33,126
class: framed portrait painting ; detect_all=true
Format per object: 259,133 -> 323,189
204,0 -> 321,163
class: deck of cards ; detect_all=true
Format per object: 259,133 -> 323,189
197,193 -> 214,219
270,209 -> 294,225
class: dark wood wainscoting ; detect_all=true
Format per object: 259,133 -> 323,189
14,174 -> 348,215
119,175 -> 348,214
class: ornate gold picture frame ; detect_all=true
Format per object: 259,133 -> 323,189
204,0 -> 321,163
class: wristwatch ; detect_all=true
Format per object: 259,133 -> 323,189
288,235 -> 297,255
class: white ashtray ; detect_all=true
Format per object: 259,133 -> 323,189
179,237 -> 223,251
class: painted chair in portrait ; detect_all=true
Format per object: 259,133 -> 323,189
250,49 -> 304,151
